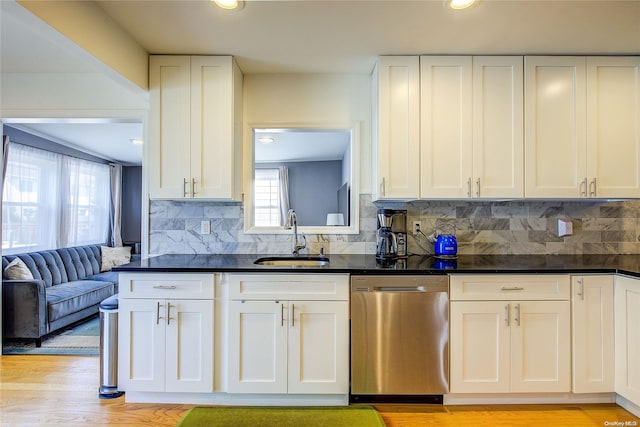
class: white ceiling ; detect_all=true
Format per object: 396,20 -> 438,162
95,0 -> 640,75
1,0 -> 639,165
254,129 -> 350,163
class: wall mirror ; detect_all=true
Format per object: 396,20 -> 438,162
244,123 -> 360,235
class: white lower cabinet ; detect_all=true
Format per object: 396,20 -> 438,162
449,275 -> 571,394
615,275 -> 640,405
225,274 -> 349,395
118,273 -> 214,394
571,275 -> 615,393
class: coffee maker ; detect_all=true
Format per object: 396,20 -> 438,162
376,209 -> 408,260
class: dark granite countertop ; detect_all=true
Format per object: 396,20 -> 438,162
113,253 -> 640,278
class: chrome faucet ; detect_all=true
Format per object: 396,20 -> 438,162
284,209 -> 306,256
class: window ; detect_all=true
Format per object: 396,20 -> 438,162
2,143 -> 110,254
254,168 -> 281,227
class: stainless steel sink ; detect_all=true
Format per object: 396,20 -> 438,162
254,256 -> 330,267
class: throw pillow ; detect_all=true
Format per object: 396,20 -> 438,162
4,258 -> 34,280
101,246 -> 132,272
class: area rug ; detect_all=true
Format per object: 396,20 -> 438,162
176,406 -> 386,427
2,315 -> 100,356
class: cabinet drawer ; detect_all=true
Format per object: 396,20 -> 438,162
226,274 -> 349,301
450,274 -> 570,301
119,273 -> 214,299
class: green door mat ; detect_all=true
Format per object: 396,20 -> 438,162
177,406 -> 386,427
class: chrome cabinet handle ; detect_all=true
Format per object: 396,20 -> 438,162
580,178 -> 588,197
153,285 -> 177,290
291,303 -> 295,327
501,286 -> 524,291
156,301 -> 164,325
515,303 -> 521,327
589,178 -> 597,197
577,278 -> 584,300
166,302 -> 172,325
281,302 -> 285,327
467,177 -> 472,198
476,178 -> 480,198
192,178 -> 197,196
505,304 -> 510,327
183,178 -> 190,197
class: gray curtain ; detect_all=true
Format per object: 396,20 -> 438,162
278,166 -> 290,226
2,135 -> 9,250
2,135 -> 9,187
109,163 -> 123,247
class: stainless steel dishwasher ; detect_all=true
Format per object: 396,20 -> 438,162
350,275 -> 449,403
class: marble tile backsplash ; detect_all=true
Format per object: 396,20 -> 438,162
149,196 -> 640,256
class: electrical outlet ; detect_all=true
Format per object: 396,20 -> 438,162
413,221 -> 422,235
200,220 -> 211,235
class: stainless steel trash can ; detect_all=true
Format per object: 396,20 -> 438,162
99,294 -> 124,399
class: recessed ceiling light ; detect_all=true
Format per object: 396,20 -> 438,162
213,0 -> 243,10
258,137 -> 274,144
130,138 -> 144,145
449,0 -> 476,9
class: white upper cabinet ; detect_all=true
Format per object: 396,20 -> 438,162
420,56 -> 473,199
586,57 -> 640,198
149,55 -> 243,200
525,56 -> 640,198
524,57 -> 586,198
420,56 -> 523,199
472,57 -> 524,199
372,56 -> 421,200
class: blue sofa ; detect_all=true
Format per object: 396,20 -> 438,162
2,245 -> 120,346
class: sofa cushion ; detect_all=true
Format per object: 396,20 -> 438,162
3,258 -> 34,280
100,246 -> 131,272
3,251 -> 68,288
46,280 -> 115,322
58,246 -> 102,281
86,271 -> 119,283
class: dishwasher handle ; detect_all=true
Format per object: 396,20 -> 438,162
353,285 -> 447,293
374,286 -> 425,292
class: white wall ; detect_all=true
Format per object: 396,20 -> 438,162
1,73 -> 148,118
243,74 -> 372,194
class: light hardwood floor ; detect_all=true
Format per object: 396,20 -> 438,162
1,354 -> 639,426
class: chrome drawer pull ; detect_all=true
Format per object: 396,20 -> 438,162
156,302 -> 164,325
501,286 -> 524,291
153,285 -> 177,290
505,304 -> 510,327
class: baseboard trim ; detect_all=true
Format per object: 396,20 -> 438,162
444,392 -> 617,405
616,394 -> 640,418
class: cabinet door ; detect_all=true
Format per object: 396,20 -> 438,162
572,275 -> 615,393
190,56 -> 240,200
165,299 -> 214,393
149,55 -> 191,199
472,56 -> 524,198
510,301 -> 571,392
374,56 -> 420,200
615,276 -> 640,404
450,301 -> 511,393
524,56 -> 587,198
227,301 -> 287,393
420,56 -> 473,199
586,57 -> 640,198
288,301 -> 349,394
118,299 -> 166,392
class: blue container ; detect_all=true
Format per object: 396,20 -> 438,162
434,235 -> 457,256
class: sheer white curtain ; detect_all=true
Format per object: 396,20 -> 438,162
278,166 -> 290,225
59,156 -> 110,247
2,142 -> 111,254
2,143 -> 60,253
109,163 -> 123,247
